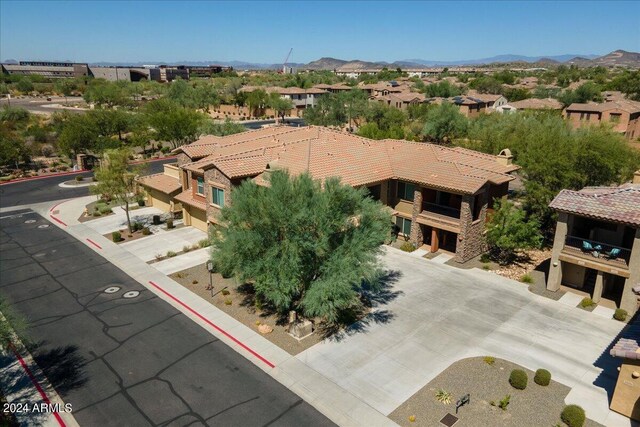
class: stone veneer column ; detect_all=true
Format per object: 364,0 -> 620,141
620,228 -> 640,315
409,188 -> 423,248
454,191 -> 488,263
593,271 -> 604,303
546,213 -> 568,292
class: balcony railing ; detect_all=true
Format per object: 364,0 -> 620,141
422,202 -> 461,219
563,235 -> 631,266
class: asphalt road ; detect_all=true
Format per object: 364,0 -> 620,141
0,96 -> 87,115
0,157 -> 172,209
0,210 -> 332,426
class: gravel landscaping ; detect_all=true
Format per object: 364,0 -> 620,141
169,264 -> 323,355
389,357 -> 603,427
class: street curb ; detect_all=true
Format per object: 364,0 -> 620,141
0,170 -> 89,186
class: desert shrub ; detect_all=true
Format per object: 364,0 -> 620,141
498,394 -> 510,411
166,218 -> 174,229
191,243 -> 200,250
98,205 -> 112,215
132,222 -> 143,232
160,146 -> 170,154
75,175 -> 83,182
435,389 -> 452,404
92,210 -> 102,217
400,241 -> 416,252
58,165 -> 69,171
155,253 -> 163,260
509,369 -> 528,390
111,231 -> 121,242
198,238 -> 210,248
614,308 -> 628,321
520,273 -> 534,284
167,250 -> 177,257
483,356 -> 495,365
224,298 -> 232,305
482,264 -> 491,270
579,297 -> 595,308
192,279 -> 198,284
561,405 -> 585,427
534,369 -> 551,386
480,253 -> 491,263
221,289 -> 230,296
183,245 -> 192,253
142,227 -> 151,236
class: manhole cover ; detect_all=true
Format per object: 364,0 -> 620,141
123,291 -> 140,299
24,219 -> 36,224
104,286 -> 120,294
37,224 -> 50,229
440,413 -> 459,427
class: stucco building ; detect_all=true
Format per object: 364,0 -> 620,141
546,177 -> 640,314
564,100 -> 640,141
138,126 -> 518,263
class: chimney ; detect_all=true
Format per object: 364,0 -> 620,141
497,148 -> 513,166
633,170 -> 640,184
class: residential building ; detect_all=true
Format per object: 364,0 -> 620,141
564,100 -> 640,140
496,97 -> 563,113
430,96 -> 490,117
239,86 -> 328,109
546,177 -> 640,314
138,126 -> 518,263
312,83 -> 353,93
466,91 -> 509,110
376,92 -> 426,110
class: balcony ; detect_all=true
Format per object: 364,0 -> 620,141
418,202 -> 462,233
560,235 -> 632,277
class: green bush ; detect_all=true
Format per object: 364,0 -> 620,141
92,210 -> 102,217
224,298 -> 232,305
482,263 -> 491,270
166,219 -> 174,229
498,394 -> 510,411
400,242 -> 416,252
167,250 -> 177,258
509,369 -> 528,390
561,404 -> 585,427
111,231 -> 121,242
534,369 -> 551,386
614,308 -> 627,321
98,205 -> 112,215
579,297 -> 595,308
142,227 -> 151,236
198,238 -> 211,248
520,273 -> 534,284
132,222 -> 143,232
480,253 -> 491,263
221,289 -> 230,296
75,175 -> 83,182
483,356 -> 495,365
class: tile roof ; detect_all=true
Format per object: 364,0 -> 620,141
549,184 -> 640,227
509,98 -> 563,110
176,126 -> 518,194
611,338 -> 640,360
565,100 -> 640,114
137,173 -> 182,194
174,190 -> 208,210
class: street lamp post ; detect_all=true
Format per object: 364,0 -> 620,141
206,260 -> 214,297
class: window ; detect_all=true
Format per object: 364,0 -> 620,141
397,181 -> 416,201
610,113 -> 621,123
196,176 -> 204,195
211,186 -> 224,207
472,194 -> 482,221
395,216 -> 412,236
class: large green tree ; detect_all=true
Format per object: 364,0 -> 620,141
144,99 -> 205,149
211,170 -> 392,324
91,148 -> 144,233
486,199 -> 542,264
420,102 -> 469,143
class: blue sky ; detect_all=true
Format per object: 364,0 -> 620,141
1,1 -> 639,64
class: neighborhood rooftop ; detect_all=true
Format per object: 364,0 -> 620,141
171,126 -> 518,194
549,183 -> 640,226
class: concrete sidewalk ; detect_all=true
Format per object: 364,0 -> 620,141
120,227 -> 206,262
153,247 -> 210,274
38,198 -> 395,427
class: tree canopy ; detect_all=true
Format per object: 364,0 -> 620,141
211,170 -> 392,324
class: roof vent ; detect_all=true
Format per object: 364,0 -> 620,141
497,148 -> 513,166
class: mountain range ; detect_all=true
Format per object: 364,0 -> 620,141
4,50 -> 638,70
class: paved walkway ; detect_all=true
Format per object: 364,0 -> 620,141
153,247 -> 210,275
82,205 -> 165,235
120,227 -> 206,262
36,198 -> 394,427
296,248 -> 633,427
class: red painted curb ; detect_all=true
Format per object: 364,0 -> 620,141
49,201 -> 65,213
148,281 -> 275,369
86,238 -> 102,250
49,215 -> 67,227
0,170 -> 89,186
8,343 -> 67,427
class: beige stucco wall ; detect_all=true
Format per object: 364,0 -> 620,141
562,263 -> 587,288
147,189 -> 171,212
163,163 -> 180,180
610,359 -> 640,421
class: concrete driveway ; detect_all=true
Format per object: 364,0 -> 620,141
83,206 -> 165,235
120,226 -> 207,262
296,247 -> 631,426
